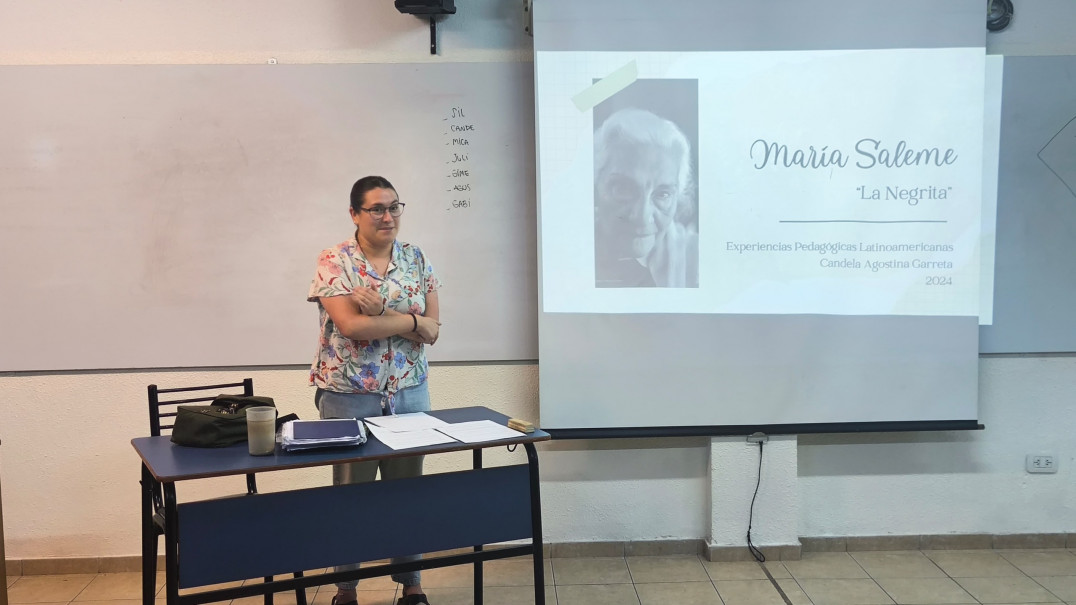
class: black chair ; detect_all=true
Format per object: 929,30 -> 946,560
143,379 -> 307,605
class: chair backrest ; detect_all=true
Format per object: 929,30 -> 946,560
147,378 -> 254,437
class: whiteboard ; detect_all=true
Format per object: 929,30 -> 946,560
980,55 -> 1076,353
0,63 -> 538,370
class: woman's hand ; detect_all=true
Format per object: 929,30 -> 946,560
414,315 -> 441,344
349,287 -> 384,316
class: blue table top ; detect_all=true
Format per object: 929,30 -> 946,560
132,406 -> 549,482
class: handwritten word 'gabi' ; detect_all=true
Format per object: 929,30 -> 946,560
750,139 -> 958,169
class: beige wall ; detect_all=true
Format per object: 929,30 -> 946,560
0,0 -> 532,65
2,0 -> 1076,561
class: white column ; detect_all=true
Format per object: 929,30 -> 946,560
707,435 -> 800,560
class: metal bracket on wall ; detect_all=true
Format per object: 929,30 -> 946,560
524,0 -> 533,36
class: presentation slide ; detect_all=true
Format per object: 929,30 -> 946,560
538,49 -> 984,317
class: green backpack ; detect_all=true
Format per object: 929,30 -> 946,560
170,395 -> 277,448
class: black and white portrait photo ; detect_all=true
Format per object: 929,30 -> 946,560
593,79 -> 699,288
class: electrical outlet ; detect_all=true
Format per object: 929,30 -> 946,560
1026,454 -> 1058,474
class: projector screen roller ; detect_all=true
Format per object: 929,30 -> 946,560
534,0 -> 985,434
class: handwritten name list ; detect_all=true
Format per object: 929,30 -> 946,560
443,105 -> 474,211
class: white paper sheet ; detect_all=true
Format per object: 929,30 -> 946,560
435,420 -> 524,443
363,412 -> 451,432
365,423 -> 457,450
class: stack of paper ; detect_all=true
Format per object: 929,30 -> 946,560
363,413 -> 525,450
363,413 -> 456,450
281,419 -> 367,451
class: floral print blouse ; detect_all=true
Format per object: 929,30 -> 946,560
308,237 -> 441,395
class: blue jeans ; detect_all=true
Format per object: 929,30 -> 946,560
314,382 -> 431,589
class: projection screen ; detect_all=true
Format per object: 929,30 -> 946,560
534,0 -> 985,435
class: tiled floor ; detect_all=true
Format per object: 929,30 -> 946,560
9,549 -> 1076,605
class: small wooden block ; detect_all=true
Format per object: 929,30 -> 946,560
507,418 -> 535,433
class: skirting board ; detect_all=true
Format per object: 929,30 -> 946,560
7,533 -> 1076,575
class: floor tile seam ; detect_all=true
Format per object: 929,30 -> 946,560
790,553 -> 877,582
783,575 -> 818,605
623,561 -> 637,596
615,562 -> 645,605
799,575 -> 892,594
925,554 -> 949,581
847,551 -> 875,583
952,572 -> 1066,605
936,555 -> 1034,583
1029,575 -> 1070,604
869,575 -> 945,605
70,572 -> 125,604
860,549 -> 955,577
25,573 -> 98,605
759,560 -> 796,605
699,561 -> 724,586
858,553 -> 959,580
688,567 -> 722,600
775,577 -> 813,605
876,573 -> 983,601
550,579 -> 633,586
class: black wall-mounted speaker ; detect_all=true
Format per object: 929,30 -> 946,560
395,0 -> 456,16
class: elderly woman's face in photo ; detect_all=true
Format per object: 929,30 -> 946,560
595,139 -> 684,259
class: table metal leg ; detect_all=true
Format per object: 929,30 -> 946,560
262,577 -> 274,605
472,449 -> 483,605
140,465 -> 158,605
1,453 -> 8,605
163,485 -> 180,605
525,444 -> 546,605
292,572 -> 307,605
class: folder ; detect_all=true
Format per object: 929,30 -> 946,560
281,419 -> 366,451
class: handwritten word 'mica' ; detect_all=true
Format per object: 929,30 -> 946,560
750,139 -> 958,169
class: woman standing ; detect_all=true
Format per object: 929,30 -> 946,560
308,175 -> 441,605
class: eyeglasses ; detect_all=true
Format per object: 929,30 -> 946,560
358,202 -> 406,218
